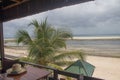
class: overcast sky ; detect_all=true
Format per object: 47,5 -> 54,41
3,0 -> 120,38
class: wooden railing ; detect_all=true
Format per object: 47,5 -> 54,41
20,61 -> 103,80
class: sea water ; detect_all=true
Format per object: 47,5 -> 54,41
4,36 -> 120,57
66,39 -> 120,49
4,36 -> 120,49
66,38 -> 120,57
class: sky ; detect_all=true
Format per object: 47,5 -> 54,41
3,0 -> 120,38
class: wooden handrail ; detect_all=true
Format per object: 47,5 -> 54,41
20,61 -> 104,80
20,61 -> 56,70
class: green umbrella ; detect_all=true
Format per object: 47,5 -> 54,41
64,60 -> 95,77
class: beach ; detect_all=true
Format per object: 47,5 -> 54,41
86,56 -> 120,80
4,48 -> 120,80
4,37 -> 120,80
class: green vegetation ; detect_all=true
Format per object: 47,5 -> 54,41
16,18 -> 85,69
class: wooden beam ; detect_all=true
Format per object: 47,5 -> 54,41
3,0 -> 93,22
3,0 -> 28,10
11,0 -> 23,3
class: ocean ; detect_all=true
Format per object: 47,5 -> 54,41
66,39 -> 120,49
66,37 -> 120,57
4,36 -> 120,57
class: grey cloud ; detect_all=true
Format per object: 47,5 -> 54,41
3,0 -> 120,38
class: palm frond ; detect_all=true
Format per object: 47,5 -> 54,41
54,61 -> 75,66
16,30 -> 32,45
56,28 -> 73,39
15,19 -> 85,67
47,63 -> 63,70
54,50 -> 85,62
28,20 -> 40,29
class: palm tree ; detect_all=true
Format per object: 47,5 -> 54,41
16,19 -> 85,67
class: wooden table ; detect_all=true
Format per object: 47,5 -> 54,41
0,65 -> 51,80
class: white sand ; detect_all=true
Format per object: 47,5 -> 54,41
86,56 -> 120,80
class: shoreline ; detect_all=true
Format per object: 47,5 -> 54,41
4,36 -> 120,41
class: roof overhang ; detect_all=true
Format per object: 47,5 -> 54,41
0,0 -> 93,22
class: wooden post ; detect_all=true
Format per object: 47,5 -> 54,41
77,75 -> 84,80
0,21 -> 5,72
54,70 -> 58,80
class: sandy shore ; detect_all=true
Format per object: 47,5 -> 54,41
86,56 -> 120,80
4,48 -> 120,80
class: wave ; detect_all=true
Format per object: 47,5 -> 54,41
72,36 -> 120,40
